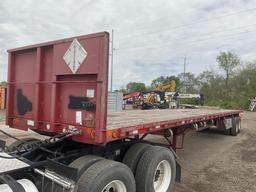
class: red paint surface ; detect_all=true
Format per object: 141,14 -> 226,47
6,32 -> 109,144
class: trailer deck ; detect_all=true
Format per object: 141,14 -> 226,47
5,31 -> 243,145
1,32 -> 244,192
107,108 -> 242,130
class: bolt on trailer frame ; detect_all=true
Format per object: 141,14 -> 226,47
1,32 -> 243,192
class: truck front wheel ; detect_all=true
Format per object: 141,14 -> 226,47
77,159 -> 136,192
135,146 -> 176,192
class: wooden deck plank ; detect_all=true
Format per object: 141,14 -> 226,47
107,109 -> 239,130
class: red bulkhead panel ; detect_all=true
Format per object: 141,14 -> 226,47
6,32 -> 109,144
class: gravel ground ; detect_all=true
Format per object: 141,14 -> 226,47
174,112 -> 256,192
0,110 -> 255,191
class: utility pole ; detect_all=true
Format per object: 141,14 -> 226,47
110,29 -> 114,92
183,57 -> 186,93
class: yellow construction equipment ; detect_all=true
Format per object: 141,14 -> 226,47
143,93 -> 157,108
141,91 -> 169,109
124,81 -> 177,110
154,80 -> 176,92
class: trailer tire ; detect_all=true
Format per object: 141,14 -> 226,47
122,143 -> 152,174
43,156 -> 102,192
8,137 -> 40,152
77,159 -> 136,192
69,155 -> 104,178
230,117 -> 239,136
135,146 -> 176,192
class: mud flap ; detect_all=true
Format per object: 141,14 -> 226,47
169,148 -> 182,182
175,160 -> 181,182
46,159 -> 79,182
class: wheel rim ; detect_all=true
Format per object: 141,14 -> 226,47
101,180 -> 127,192
153,160 -> 172,192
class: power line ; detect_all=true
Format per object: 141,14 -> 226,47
117,23 -> 256,50
116,7 -> 256,41
115,29 -> 256,52
114,31 -> 256,66
115,34 -> 256,68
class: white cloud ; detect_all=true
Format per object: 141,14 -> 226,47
0,0 -> 256,89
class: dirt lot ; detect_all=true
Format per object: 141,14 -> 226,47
0,110 -> 255,191
175,111 -> 256,192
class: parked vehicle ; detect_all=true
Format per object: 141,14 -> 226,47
0,32 -> 243,192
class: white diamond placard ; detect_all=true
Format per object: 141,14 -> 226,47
63,39 -> 87,74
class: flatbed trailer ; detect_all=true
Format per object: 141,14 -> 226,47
0,32 -> 243,192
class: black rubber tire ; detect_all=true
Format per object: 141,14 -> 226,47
69,155 -> 104,178
42,156 -> 104,192
77,159 -> 136,192
135,146 -> 176,192
8,137 -> 40,152
230,117 -> 239,136
122,143 -> 152,174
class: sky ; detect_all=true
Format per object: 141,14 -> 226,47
1,0 -> 256,89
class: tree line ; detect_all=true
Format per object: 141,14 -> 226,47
117,51 -> 256,110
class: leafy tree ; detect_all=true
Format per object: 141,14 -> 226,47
178,72 -> 198,93
230,62 -> 256,100
114,86 -> 127,93
216,51 -> 240,88
0,81 -> 7,86
197,70 -> 225,102
115,52 -> 256,110
126,82 -> 147,92
145,86 -> 153,92
196,62 -> 256,109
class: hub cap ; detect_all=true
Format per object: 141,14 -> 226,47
153,160 -> 172,192
102,180 -> 127,192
